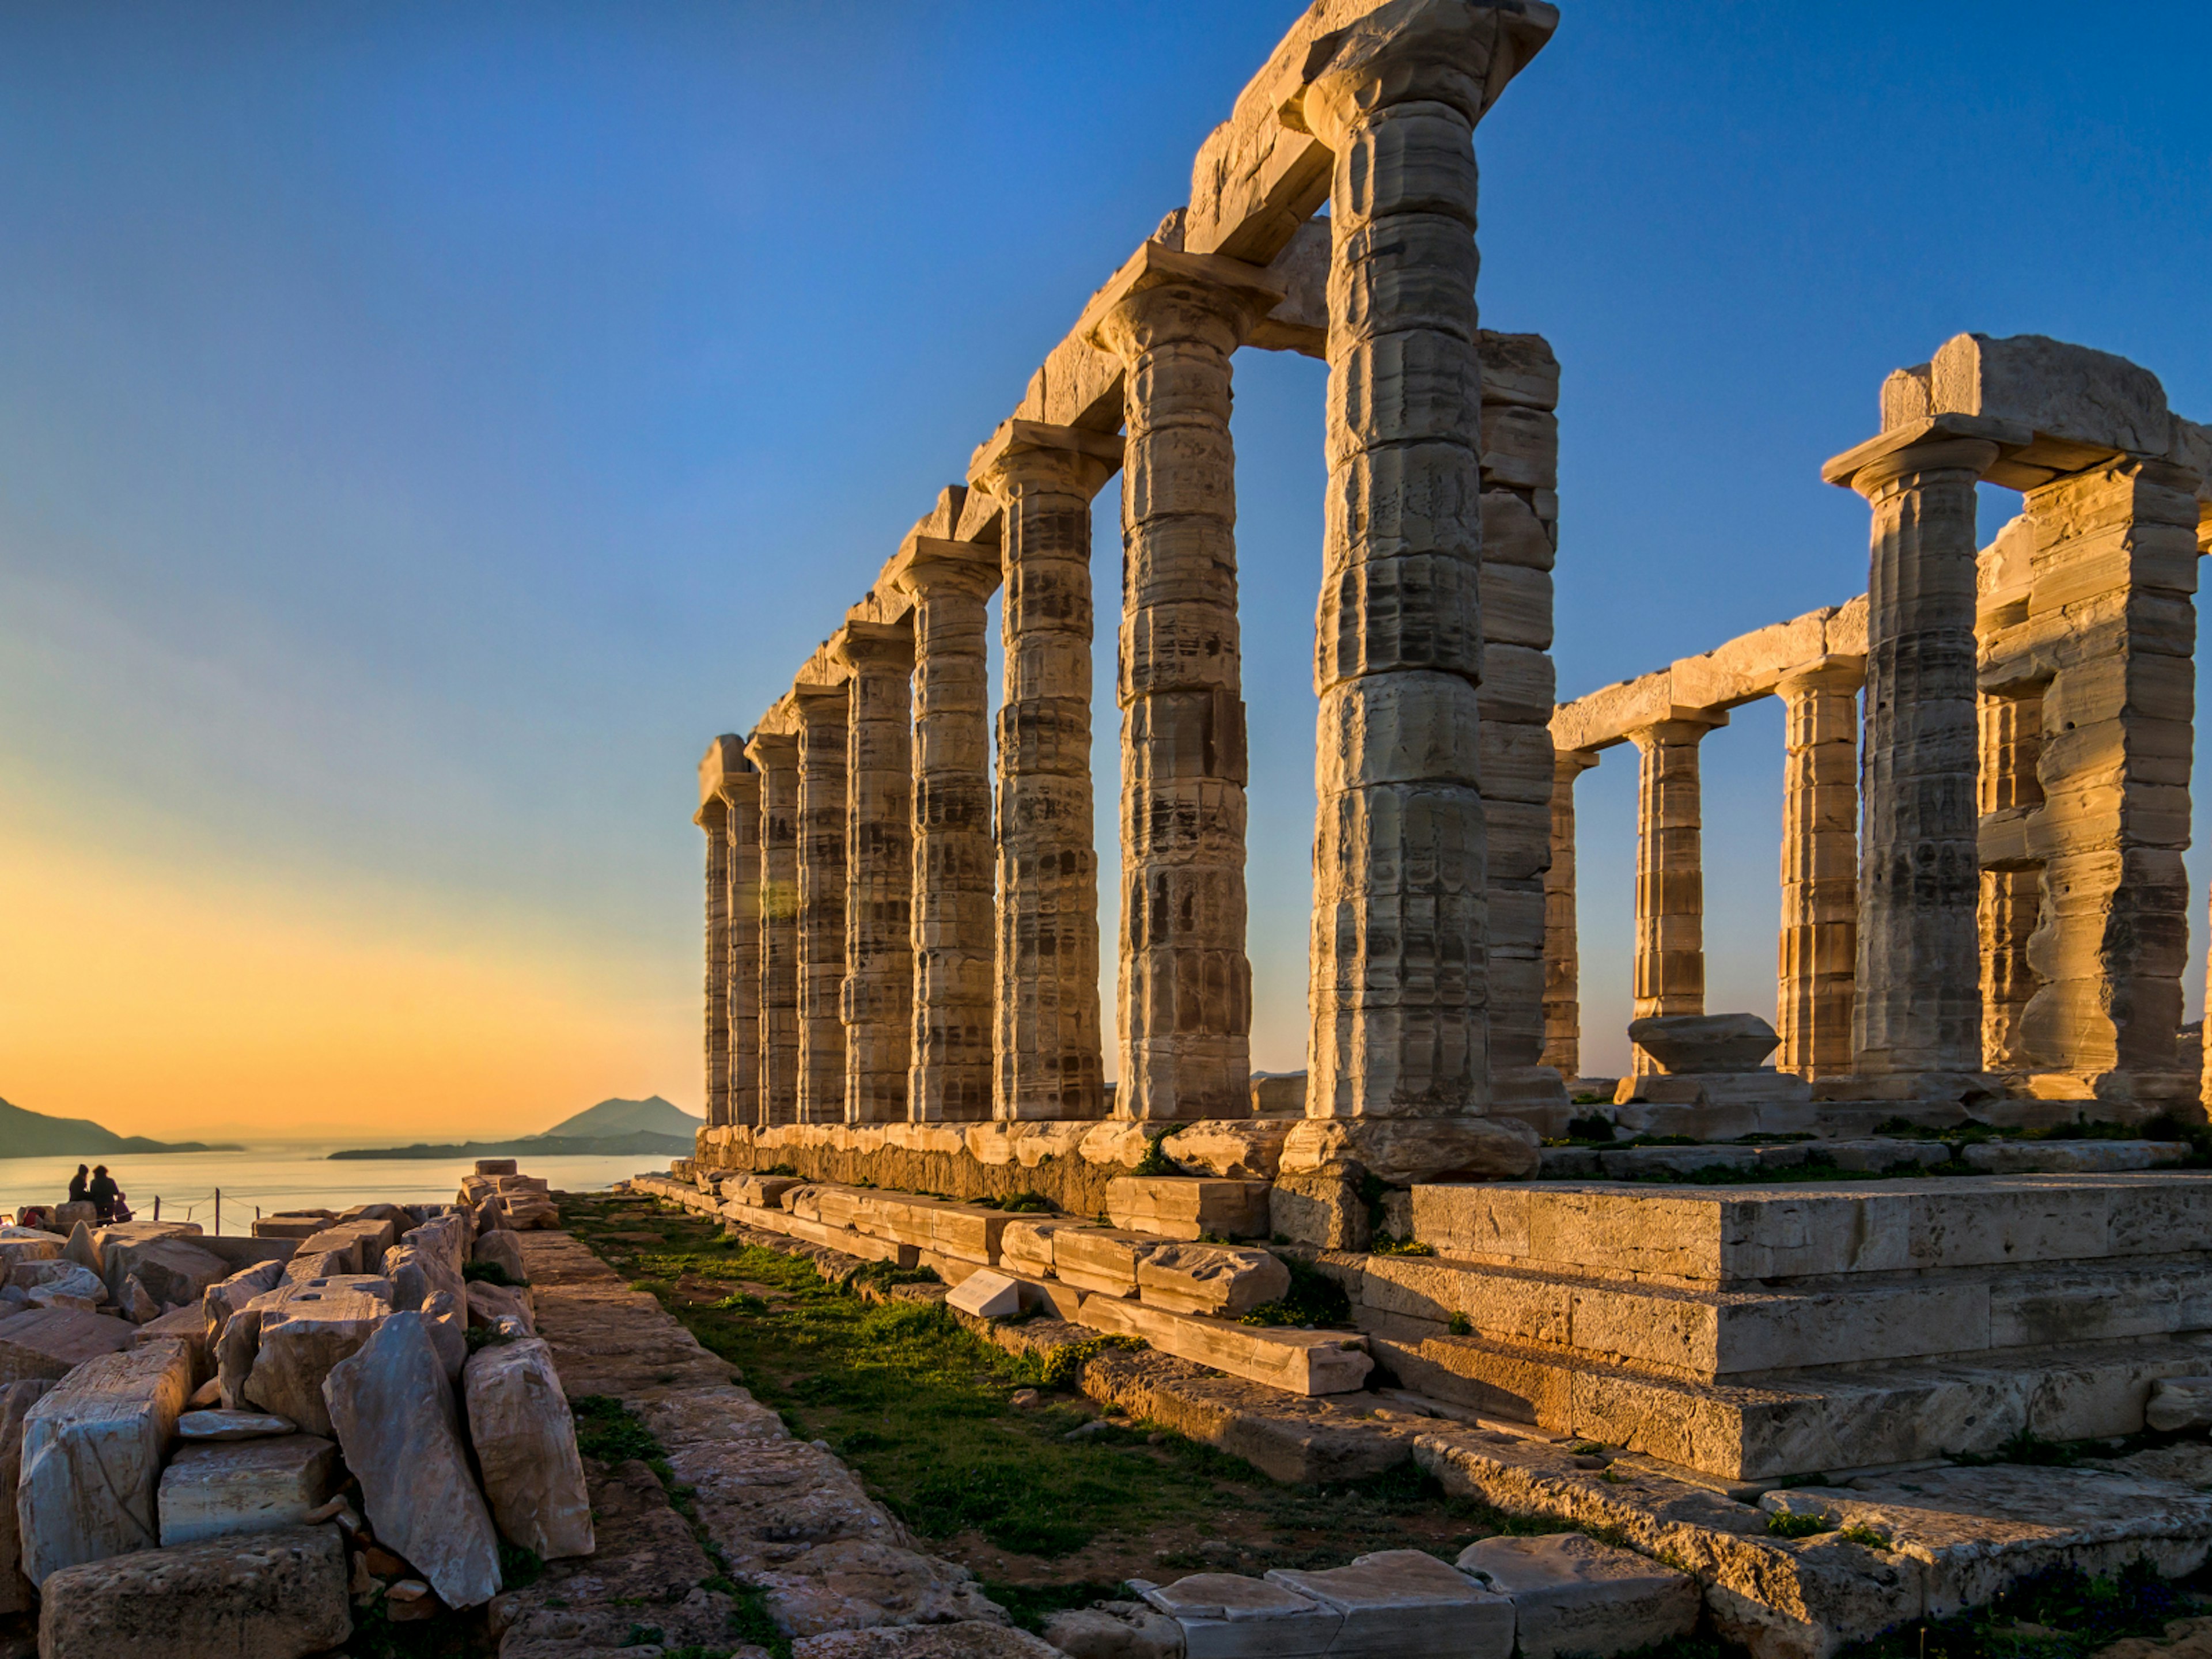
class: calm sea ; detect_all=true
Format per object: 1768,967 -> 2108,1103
0,1143 -> 675,1231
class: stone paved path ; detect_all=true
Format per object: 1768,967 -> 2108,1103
501,1229 -> 1011,1657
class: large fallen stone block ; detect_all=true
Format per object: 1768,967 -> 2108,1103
36,1523 -> 351,1659
0,1306 -> 136,1385
1457,1533 -> 1698,1659
14,1260 -> 105,1309
251,1214 -> 334,1241
324,1308 -> 501,1608
1039,1599 -> 1185,1659
202,1258 -> 286,1348
2149,1376 -> 2212,1433
177,1408 -> 296,1441
472,1228 -> 529,1283
466,1278 -> 536,1334
0,1229 -> 63,1272
1078,1297 -> 1372,1397
0,1379 -> 54,1615
463,1336 -> 593,1560
1000,1218 -> 1082,1278
1107,1177 -> 1271,1241
1138,1571 -> 1341,1657
245,1275 -> 392,1437
1052,1228 -> 1170,1298
1267,1548 -> 1512,1657
158,1433 -> 338,1546
16,1336 -> 193,1584
132,1302 -> 214,1384
119,1237 -> 231,1310
1137,1243 -> 1290,1319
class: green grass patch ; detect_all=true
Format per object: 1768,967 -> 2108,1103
1240,1257 -> 1354,1330
1766,1510 -> 1831,1539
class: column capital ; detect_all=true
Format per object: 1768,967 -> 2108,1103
1290,0 -> 1558,144
1552,747 -> 1600,782
697,733 -> 751,812
744,728 -> 799,772
887,536 -> 999,600
968,418 -> 1122,503
1084,241 -> 1285,362
828,619 -> 914,676
1626,710 -> 1728,750
790,679 -> 850,720
1822,413 -> 2021,494
1775,654 -> 1866,696
692,796 -> 727,832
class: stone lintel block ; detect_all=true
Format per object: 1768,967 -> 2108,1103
1077,1296 -> 1373,1397
1107,1177 -> 1272,1241
1931,332 -> 2171,459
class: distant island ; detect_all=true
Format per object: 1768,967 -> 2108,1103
0,1096 -> 242,1156
329,1094 -> 702,1162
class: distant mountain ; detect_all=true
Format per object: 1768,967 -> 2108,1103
543,1096 -> 700,1139
0,1096 -> 241,1157
328,1094 -> 703,1162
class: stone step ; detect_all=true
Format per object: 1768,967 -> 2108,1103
719,1200 -> 917,1270
1411,1170 -> 2212,1288
1077,1294 -> 1373,1397
1363,1308 -> 2212,1480
1341,1248 -> 2212,1380
1536,1139 -> 1952,1180
1105,1176 -> 1271,1241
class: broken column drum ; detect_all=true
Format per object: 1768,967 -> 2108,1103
836,623 -> 918,1124
1304,14 -> 1495,1119
894,540 -> 1001,1123
1849,437 -> 1998,1077
747,729 -> 802,1127
972,425 -> 1120,1121
1094,255 -> 1280,1122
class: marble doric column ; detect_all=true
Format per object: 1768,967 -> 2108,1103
1775,661 -> 1860,1078
834,623 -> 916,1124
722,764 -> 763,1127
1844,437 -> 1998,1076
1977,691 -> 2043,1069
745,729 -> 802,1127
1302,20 -> 1493,1122
891,539 -> 1001,1123
1627,716 -> 1721,1073
695,793 -> 731,1128
1092,249 -> 1282,1122
792,684 -> 851,1124
1540,748 -> 1597,1080
971,421 -> 1120,1120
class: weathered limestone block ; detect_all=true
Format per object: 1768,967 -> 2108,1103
2147,1376 -> 2212,1433
36,1524 -> 351,1659
1628,1013 -> 1781,1074
1930,331 -> 2170,456
250,1214 -> 331,1242
1268,1548 -> 1511,1657
157,1433 -> 338,1546
1000,1218 -> 1080,1279
176,1408 -> 296,1441
1077,1296 -> 1371,1396
1051,1229 -> 1171,1299
245,1275 -> 392,1438
0,1230 -> 63,1272
202,1258 -> 286,1349
16,1260 -> 104,1309
790,1624 -> 1060,1659
733,1174 -> 805,1210
463,1336 -> 594,1560
466,1279 -> 536,1335
473,1229 -> 529,1284
1136,1243 -> 1289,1319
1278,1117 -> 1537,1186
1268,1175 -> 1372,1252
1457,1533 -> 1699,1659
1107,1176 -> 1271,1241
1039,1600 -> 1185,1659
324,1310 -> 502,1608
1138,1571 -> 1340,1655
0,1379 -> 52,1615
1160,1120 -> 1291,1180
16,1336 -> 193,1585
0,1306 -> 134,1385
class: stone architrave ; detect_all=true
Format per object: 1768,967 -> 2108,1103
1775,660 -> 1862,1078
1626,715 -> 1722,1074
794,682 -> 853,1124
694,789 -> 732,1130
833,623 -> 918,1124
323,1310 -> 501,1609
1541,749 -> 1597,1078
969,420 -> 1122,1120
722,758 -> 763,1130
889,538 -> 1001,1123
1298,4 -> 1535,1127
747,729 -> 803,1127
1836,434 -> 2000,1076
1090,244 -> 1283,1122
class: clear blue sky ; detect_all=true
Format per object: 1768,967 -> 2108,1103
1,1 -> 2206,1128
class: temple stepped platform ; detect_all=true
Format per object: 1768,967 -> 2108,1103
1350,1172 -> 2212,1479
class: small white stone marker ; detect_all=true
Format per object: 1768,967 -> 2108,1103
945,1269 -> 1023,1320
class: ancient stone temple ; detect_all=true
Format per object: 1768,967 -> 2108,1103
665,5 -> 2212,1653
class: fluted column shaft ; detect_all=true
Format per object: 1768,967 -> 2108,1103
974,431 -> 1117,1120
1628,718 -> 1715,1073
1540,749 -> 1597,1079
1096,275 -> 1266,1122
896,547 -> 1001,1122
746,730 -> 802,1127
724,770 -> 763,1126
697,798 -> 731,1127
1851,439 -> 1997,1075
1978,691 -> 2042,1070
1304,46 -> 1490,1119
1775,665 -> 1860,1078
836,626 -> 916,1124
793,687 -> 851,1124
